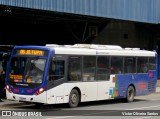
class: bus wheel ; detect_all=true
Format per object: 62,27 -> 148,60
126,86 -> 135,102
69,89 -> 80,108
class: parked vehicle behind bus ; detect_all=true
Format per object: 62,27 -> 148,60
6,44 -> 158,107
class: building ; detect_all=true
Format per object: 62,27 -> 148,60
1,0 -> 160,77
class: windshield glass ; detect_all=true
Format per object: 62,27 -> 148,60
8,57 -> 46,84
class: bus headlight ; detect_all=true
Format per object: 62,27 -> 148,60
6,85 -> 12,93
34,87 -> 44,96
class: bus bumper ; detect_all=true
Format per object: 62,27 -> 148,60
6,90 -> 47,104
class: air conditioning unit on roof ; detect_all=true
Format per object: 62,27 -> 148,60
73,44 -> 123,50
72,44 -> 91,48
46,44 -> 60,47
90,44 -> 122,50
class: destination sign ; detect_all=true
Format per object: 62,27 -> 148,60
18,49 -> 44,56
9,74 -> 23,80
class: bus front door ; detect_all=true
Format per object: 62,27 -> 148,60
46,55 -> 67,104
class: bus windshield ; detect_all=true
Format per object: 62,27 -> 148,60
8,57 -> 46,85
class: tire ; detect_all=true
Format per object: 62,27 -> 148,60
69,89 -> 80,108
126,86 -> 135,102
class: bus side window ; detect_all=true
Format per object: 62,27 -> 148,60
83,56 -> 96,81
97,56 -> 110,80
148,57 -> 156,70
111,56 -> 123,74
124,57 -> 136,73
137,57 -> 148,73
68,56 -> 82,81
49,60 -> 55,80
49,60 -> 65,80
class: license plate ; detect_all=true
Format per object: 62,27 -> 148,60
19,97 -> 26,101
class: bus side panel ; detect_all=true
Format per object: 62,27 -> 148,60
134,74 -> 149,96
46,82 -> 98,104
147,70 -> 157,94
112,74 -> 133,98
113,71 -> 157,98
63,83 -> 86,103
111,74 -> 145,98
63,82 -> 98,103
81,82 -> 97,102
97,75 -> 116,100
46,84 -> 65,104
97,82 -> 111,100
134,71 -> 157,96
115,74 -> 149,98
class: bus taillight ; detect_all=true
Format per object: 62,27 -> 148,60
34,87 -> 44,96
6,85 -> 12,93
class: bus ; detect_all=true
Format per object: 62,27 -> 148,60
5,44 -> 158,107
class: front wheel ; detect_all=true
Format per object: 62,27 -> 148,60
126,86 -> 135,102
69,89 -> 80,108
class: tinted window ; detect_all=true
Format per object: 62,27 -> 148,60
137,57 -> 148,73
97,56 -> 110,80
111,57 -> 123,74
83,56 -> 96,81
68,56 -> 82,81
148,57 -> 156,70
49,60 -> 65,80
124,57 -> 136,73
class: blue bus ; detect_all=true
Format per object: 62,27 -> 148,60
6,44 -> 158,107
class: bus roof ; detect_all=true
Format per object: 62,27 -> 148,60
14,45 -> 50,51
46,44 -> 156,57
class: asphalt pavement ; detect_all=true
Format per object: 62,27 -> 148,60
0,99 -> 24,108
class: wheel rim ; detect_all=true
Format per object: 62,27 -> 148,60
71,94 -> 77,104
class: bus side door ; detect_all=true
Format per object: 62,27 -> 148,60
46,54 -> 67,104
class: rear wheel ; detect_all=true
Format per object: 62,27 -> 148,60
126,86 -> 135,102
69,89 -> 80,108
